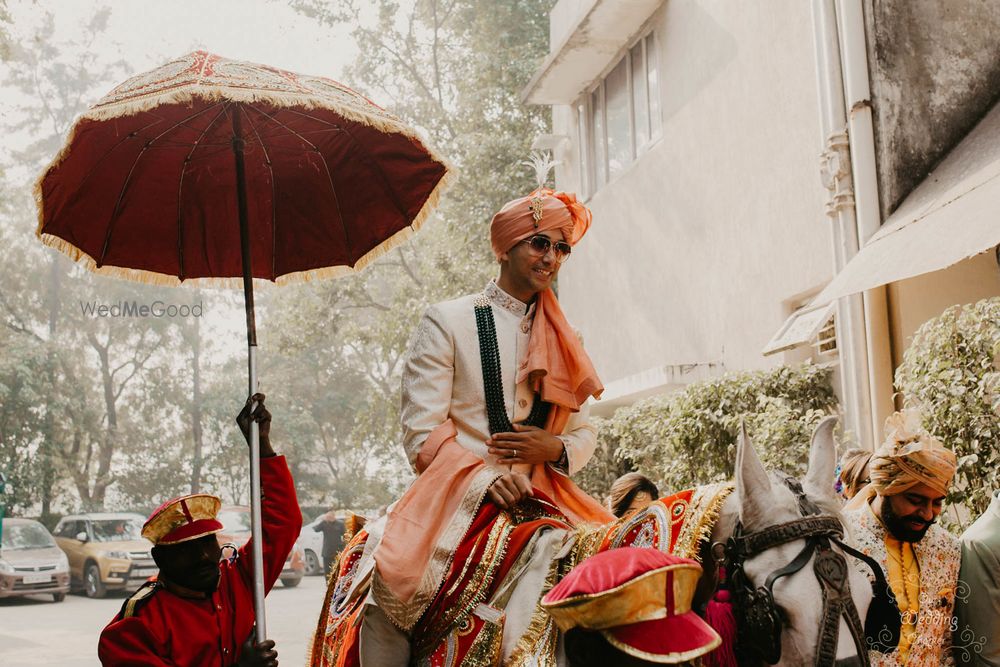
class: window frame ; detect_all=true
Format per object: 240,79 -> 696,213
576,28 -> 662,198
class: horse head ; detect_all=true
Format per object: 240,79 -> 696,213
715,416 -> 873,666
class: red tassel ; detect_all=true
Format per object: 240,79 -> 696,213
704,586 -> 738,667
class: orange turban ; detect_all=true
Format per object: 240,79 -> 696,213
869,410 -> 957,498
490,188 -> 592,259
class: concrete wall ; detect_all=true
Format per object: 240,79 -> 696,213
888,251 -> 1000,371
551,0 -> 833,387
863,0 -> 1000,218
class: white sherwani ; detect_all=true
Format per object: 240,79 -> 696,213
400,279 -> 597,475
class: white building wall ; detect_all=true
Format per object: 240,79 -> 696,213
548,1 -> 834,392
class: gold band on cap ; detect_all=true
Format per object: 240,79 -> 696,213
142,494 -> 222,545
541,562 -> 701,631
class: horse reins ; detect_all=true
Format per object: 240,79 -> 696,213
717,477 -> 885,666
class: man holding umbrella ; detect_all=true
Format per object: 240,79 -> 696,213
34,51 -> 451,645
98,394 -> 300,667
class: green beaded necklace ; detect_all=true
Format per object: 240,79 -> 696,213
474,296 -> 550,435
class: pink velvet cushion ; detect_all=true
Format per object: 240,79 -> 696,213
542,547 -> 721,664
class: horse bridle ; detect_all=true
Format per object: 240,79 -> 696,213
716,477 -> 880,666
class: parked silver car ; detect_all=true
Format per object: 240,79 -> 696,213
0,518 -> 71,602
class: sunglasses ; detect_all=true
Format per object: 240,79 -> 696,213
518,235 -> 572,262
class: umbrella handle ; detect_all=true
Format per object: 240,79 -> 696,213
248,343 -> 267,644
232,103 -> 267,644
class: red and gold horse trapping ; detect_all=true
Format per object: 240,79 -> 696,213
307,483 -> 732,667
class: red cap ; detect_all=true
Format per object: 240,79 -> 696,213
142,494 -> 224,545
541,548 -> 721,663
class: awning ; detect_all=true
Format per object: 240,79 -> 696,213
589,362 -> 723,417
812,99 -> 1000,306
521,0 -> 663,105
762,302 -> 836,356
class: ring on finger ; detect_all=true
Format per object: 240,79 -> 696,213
510,449 -> 518,457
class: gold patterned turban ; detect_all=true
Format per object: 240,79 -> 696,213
869,410 -> 957,498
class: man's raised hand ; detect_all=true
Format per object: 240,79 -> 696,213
236,393 -> 275,456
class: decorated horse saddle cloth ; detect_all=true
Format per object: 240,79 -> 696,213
594,482 -> 733,558
307,483 -> 733,667
306,494 -> 574,667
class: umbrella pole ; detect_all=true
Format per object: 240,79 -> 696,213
232,106 -> 268,644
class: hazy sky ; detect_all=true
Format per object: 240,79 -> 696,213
19,0 -> 356,80
2,0 -> 362,166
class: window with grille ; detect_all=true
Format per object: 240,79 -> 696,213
811,313 -> 838,358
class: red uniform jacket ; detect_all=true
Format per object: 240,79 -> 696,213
98,455 -> 301,666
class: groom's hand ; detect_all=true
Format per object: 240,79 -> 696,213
487,424 -> 563,465
487,472 -> 533,510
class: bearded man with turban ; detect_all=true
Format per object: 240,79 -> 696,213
844,410 -> 960,667
345,189 -> 613,666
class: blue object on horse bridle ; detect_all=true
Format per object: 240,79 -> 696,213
717,476 -> 889,666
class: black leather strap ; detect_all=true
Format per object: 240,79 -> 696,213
735,515 -> 844,558
764,539 -> 817,591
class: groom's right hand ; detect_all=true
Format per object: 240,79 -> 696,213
487,472 -> 533,510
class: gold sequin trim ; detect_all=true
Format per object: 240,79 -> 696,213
673,482 -> 733,560
373,466 -> 503,631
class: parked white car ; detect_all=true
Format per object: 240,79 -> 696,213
297,516 -> 325,576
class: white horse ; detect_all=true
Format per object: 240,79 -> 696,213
701,417 -> 874,667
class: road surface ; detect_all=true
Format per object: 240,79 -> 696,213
0,574 -> 327,666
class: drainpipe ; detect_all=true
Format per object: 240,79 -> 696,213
835,0 -> 896,444
810,0 -> 874,449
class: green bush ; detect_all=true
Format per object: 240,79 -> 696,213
895,297 -> 1000,529
578,363 -> 840,499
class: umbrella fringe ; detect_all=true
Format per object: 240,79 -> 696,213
34,165 -> 456,290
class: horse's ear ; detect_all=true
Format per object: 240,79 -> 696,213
736,421 -> 772,524
802,415 -> 839,502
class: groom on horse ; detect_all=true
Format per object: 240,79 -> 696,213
358,187 -> 613,664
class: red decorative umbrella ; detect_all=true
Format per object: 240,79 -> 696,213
35,51 -> 450,639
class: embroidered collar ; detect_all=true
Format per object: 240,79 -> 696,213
484,280 -> 532,317
866,500 -> 887,537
